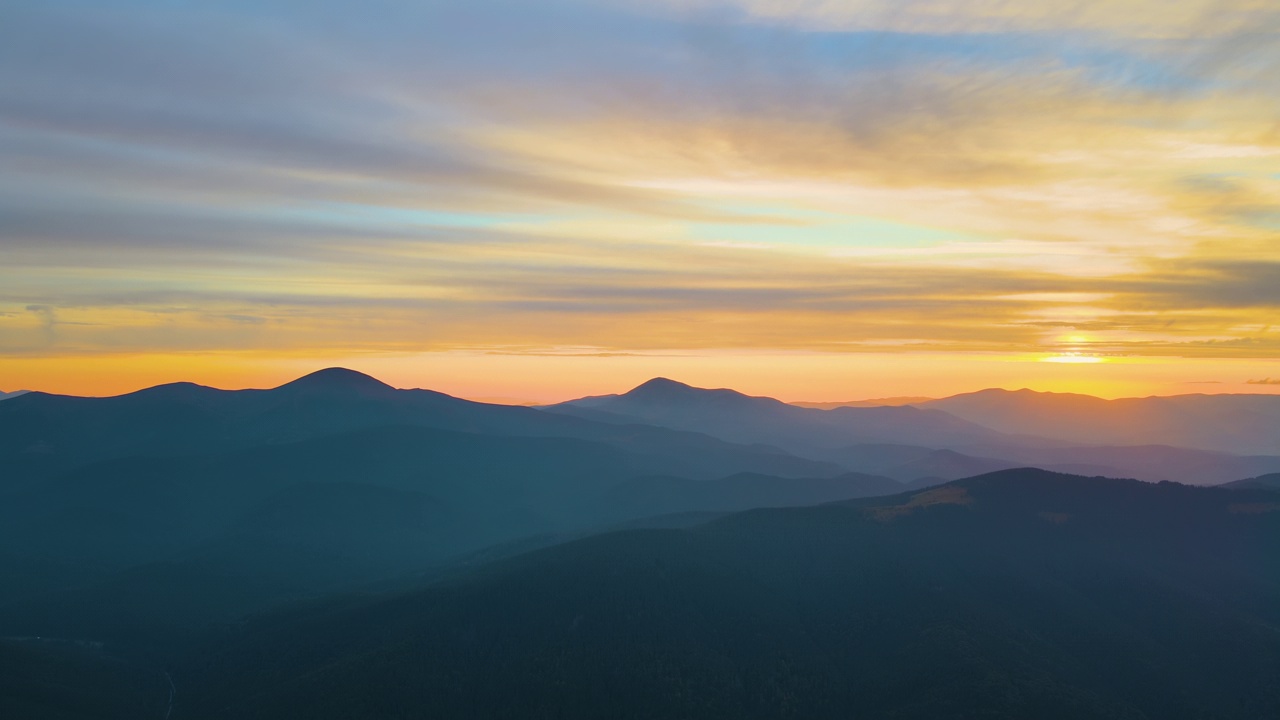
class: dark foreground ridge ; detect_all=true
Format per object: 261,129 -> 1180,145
175,469 -> 1280,720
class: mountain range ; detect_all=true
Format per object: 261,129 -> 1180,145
547,377 -> 1048,451
546,378 -> 1280,485
3,370 -> 1279,719
919,387 -> 1280,456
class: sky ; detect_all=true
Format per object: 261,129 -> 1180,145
2,0 -> 1280,402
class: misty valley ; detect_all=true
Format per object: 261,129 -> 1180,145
0,369 -> 1277,718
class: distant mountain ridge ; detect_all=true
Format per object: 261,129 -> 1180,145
548,378 -> 1280,485
921,387 -> 1280,456
0,390 -> 28,402
0,369 -> 886,649
546,377 -> 1050,454
0,368 -> 836,484
791,396 -> 932,409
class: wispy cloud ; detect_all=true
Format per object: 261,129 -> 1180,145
2,0 -> 1279,381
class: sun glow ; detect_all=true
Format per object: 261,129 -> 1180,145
1042,353 -> 1107,364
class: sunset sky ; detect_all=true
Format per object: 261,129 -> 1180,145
3,0 -> 1279,402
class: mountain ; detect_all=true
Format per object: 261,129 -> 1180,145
872,447 -> 1026,480
963,443 -> 1280,486
546,378 -> 1048,457
0,390 -> 28,402
548,380 -> 1280,484
179,470 -> 1280,719
809,443 -> 1052,482
6,371 -> 1279,717
922,388 -> 1280,456
791,396 -> 932,409
0,368 -> 836,485
3,370 -> 902,658
0,421 -> 884,650
1220,473 -> 1280,491
273,366 -> 395,394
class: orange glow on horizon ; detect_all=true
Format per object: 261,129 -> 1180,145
4,350 -> 1279,404
4,1 -> 1280,410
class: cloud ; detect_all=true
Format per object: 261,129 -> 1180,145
1,0 -> 1279,364
1247,377 -> 1280,385
653,0 -> 1280,40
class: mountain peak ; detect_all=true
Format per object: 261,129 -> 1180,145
951,467 -> 1120,492
276,368 -> 394,394
130,381 -> 217,398
614,377 -> 777,411
629,377 -> 696,395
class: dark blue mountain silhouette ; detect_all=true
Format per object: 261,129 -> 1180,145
177,469 -> 1280,720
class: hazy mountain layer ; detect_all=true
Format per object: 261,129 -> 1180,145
5,370 -> 1280,719
547,377 -> 1054,453
179,470 -> 1280,720
551,379 -> 1280,484
0,421 -> 902,651
922,388 -> 1280,456
790,396 -> 933,409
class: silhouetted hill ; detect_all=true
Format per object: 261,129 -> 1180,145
178,469 -> 1280,719
923,388 -> 1280,456
549,381 -> 1280,484
273,367 -> 396,395
0,370 -> 835,484
1220,473 -> 1280,491
965,442 -> 1280,485
548,378 -> 1048,456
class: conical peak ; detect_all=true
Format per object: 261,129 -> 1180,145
276,368 -> 394,393
629,377 -> 696,394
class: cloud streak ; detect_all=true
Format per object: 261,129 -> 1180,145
2,0 -> 1279,389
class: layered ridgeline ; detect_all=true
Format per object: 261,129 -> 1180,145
0,369 -> 837,484
3,371 -> 1279,719
547,379 -> 1280,485
920,388 -> 1280,457
179,470 -> 1280,719
0,369 -> 888,653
